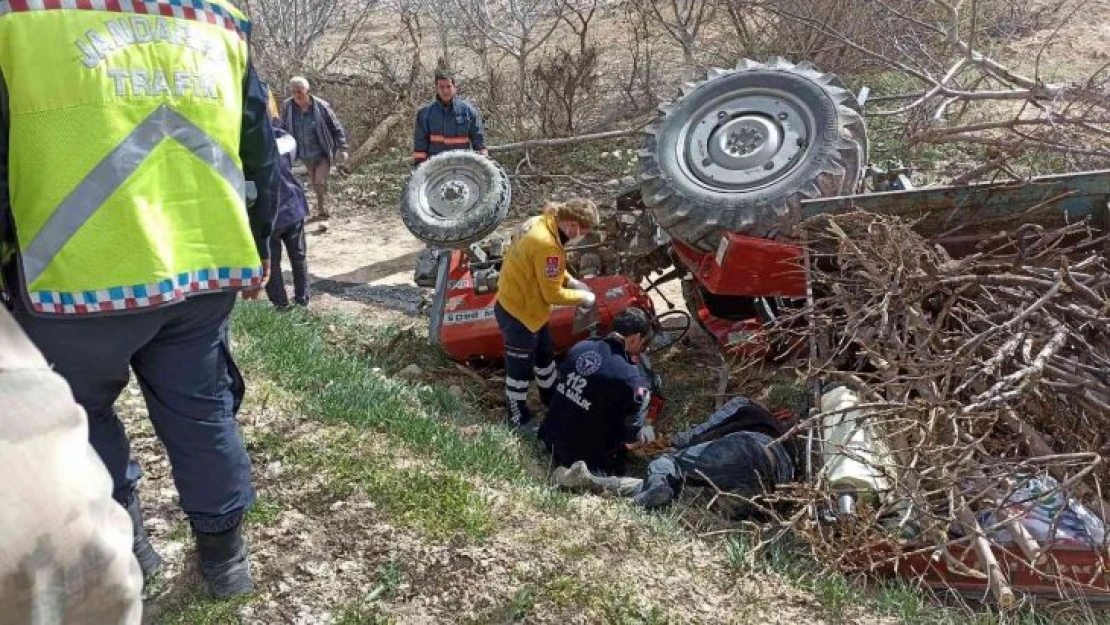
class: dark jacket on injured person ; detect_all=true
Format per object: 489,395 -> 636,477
634,395 -> 798,516
539,334 -> 650,474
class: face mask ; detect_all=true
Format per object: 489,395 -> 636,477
564,224 -> 585,246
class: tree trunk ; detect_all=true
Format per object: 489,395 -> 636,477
515,54 -> 529,138
436,22 -> 450,58
681,39 -> 697,80
362,127 -> 644,169
347,109 -> 409,170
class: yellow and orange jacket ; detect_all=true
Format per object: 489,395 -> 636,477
496,213 -> 587,332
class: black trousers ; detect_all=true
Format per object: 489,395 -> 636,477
14,292 -> 254,533
265,219 -> 309,306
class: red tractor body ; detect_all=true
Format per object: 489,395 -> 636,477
671,236 -> 805,299
670,235 -> 805,359
431,247 -> 655,366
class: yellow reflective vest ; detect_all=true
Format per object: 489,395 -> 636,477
0,0 -> 261,316
496,213 -> 587,332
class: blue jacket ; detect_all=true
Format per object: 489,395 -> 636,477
539,335 -> 650,474
271,127 -> 309,231
412,97 -> 486,163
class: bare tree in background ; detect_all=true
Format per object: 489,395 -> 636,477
450,0 -> 566,137
759,0 -> 1109,178
242,0 -> 379,79
560,0 -> 597,58
424,0 -> 456,59
620,0 -> 660,109
531,0 -> 602,135
629,0 -> 716,78
716,0 -> 877,76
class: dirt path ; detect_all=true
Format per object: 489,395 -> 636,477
294,188 -> 686,327
293,194 -> 429,324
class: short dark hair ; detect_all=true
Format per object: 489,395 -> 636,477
612,307 -> 652,339
434,70 -> 454,84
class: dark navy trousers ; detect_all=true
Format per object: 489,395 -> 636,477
14,292 -> 254,533
494,302 -> 555,425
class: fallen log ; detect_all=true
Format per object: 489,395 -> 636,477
346,109 -> 408,171
359,127 -> 644,170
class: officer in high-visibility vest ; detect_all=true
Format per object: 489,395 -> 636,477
0,0 -> 278,600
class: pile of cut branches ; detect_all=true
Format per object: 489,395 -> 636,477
778,211 -> 1110,605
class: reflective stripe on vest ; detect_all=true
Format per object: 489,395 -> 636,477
0,0 -> 251,39
22,105 -> 245,286
429,134 -> 470,146
0,0 -> 259,316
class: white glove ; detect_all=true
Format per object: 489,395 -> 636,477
637,425 -> 656,444
566,277 -> 587,291
579,291 -> 596,309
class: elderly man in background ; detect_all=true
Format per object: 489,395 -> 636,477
281,76 -> 349,221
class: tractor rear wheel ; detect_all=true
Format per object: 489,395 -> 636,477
639,58 -> 868,252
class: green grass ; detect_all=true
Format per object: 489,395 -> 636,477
231,305 -> 528,485
524,483 -> 574,514
273,434 -> 495,541
233,305 -> 1098,623
542,576 -> 667,624
244,495 -> 283,527
334,602 -> 395,625
155,594 -> 252,625
464,587 -> 538,624
504,588 -> 537,621
166,521 -> 191,542
723,530 -> 1110,625
875,582 -> 937,624
466,578 -> 667,625
373,559 -> 404,599
329,561 -> 405,625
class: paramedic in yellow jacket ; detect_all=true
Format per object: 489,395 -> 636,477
495,199 -> 600,428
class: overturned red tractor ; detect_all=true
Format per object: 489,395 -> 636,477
399,58 -> 1110,603
400,57 -> 1108,365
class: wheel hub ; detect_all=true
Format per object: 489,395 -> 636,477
710,115 -> 782,170
683,93 -> 811,190
425,172 -> 480,219
440,180 -> 470,204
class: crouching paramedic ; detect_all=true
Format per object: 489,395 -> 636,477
495,199 -> 600,428
0,0 -> 277,600
539,307 -> 657,475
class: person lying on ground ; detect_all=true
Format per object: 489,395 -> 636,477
538,307 -> 658,476
554,395 -> 797,517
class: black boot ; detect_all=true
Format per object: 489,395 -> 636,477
126,495 -> 164,583
194,523 -> 253,600
632,474 -> 677,510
